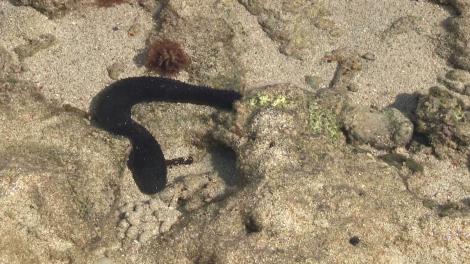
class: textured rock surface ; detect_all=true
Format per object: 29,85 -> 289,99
0,45 -> 20,79
414,86 -> 470,161
10,0 -> 79,17
237,0 -> 338,59
342,106 -> 414,149
0,0 -> 470,263
137,83 -> 468,264
0,79 -> 128,263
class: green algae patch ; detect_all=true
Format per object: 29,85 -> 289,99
308,101 -> 341,141
248,94 -> 288,108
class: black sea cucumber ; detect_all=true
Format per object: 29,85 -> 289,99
90,77 -> 241,194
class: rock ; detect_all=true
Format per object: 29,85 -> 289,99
140,83 -> 469,263
361,52 -> 376,61
117,198 -> 181,244
0,45 -> 20,79
238,0 -> 337,59
446,69 -> 470,82
10,0 -> 77,17
304,75 -> 323,90
437,68 -> 470,95
0,79 -> 127,263
347,82 -> 359,92
106,62 -> 126,80
13,34 -> 56,61
382,15 -> 424,40
342,106 -> 414,149
415,86 -> 470,156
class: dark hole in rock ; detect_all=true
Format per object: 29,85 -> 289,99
349,236 -> 360,246
208,144 -> 240,187
408,131 -> 432,153
118,212 -> 126,220
177,197 -> 189,208
244,214 -> 262,234
268,141 -> 275,148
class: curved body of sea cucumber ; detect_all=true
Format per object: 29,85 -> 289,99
90,76 -> 241,194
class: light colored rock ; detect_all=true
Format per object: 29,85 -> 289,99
342,106 -> 414,149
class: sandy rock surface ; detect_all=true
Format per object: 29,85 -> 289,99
1,0 -> 469,263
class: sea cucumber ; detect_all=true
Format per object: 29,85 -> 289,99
90,76 -> 241,194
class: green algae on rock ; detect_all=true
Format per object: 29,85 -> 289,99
248,94 -> 288,108
309,101 -> 341,141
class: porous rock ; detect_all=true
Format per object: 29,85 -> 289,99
10,0 -> 77,18
415,86 -> 470,157
0,45 -> 20,79
342,106 -> 414,149
237,0 -> 338,59
0,79 -> 128,263
134,83 -> 469,263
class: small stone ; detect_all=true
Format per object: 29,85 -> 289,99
138,230 -> 153,243
125,226 -> 139,240
464,84 -> 470,96
349,236 -> 360,246
96,257 -> 114,264
126,213 -> 141,226
107,62 -> 126,80
120,203 -> 133,213
314,17 -> 335,30
118,219 -> 129,229
149,198 -> 165,211
305,75 -> 322,90
361,52 -> 376,61
347,83 -> 359,92
159,210 -> 181,233
141,222 -> 158,233
14,34 -> 57,61
141,213 -> 155,223
138,0 -> 160,12
342,107 -> 413,149
328,28 -> 343,38
128,23 -> 142,37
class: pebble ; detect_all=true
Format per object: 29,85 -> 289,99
126,226 -> 139,240
106,62 -> 126,80
347,83 -> 359,92
305,75 -> 322,90
361,52 -> 376,61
